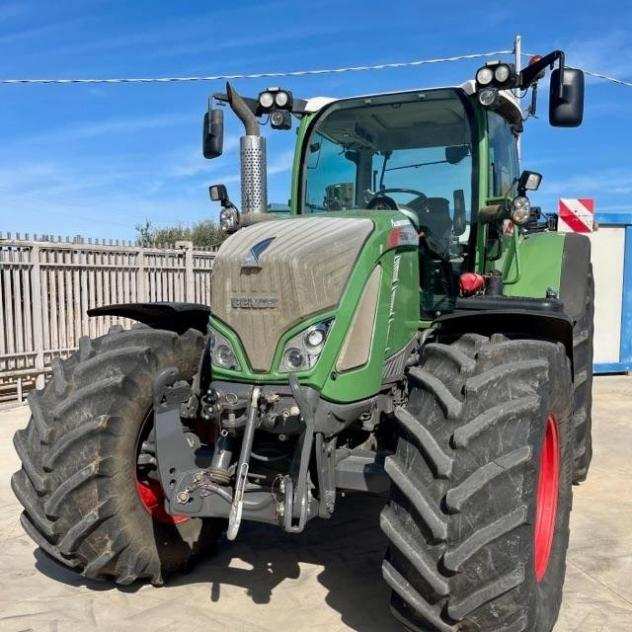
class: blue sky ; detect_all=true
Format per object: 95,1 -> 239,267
0,0 -> 630,240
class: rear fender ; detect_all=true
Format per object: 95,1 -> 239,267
88,302 -> 211,335
558,233 -> 591,322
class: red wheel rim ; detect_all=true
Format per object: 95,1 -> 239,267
136,478 -> 189,525
534,414 -> 560,582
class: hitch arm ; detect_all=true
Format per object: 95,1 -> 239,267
227,386 -> 261,540
286,375 -> 317,532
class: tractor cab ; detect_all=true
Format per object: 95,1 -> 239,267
297,85 -> 485,317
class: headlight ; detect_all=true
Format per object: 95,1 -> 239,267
511,196 -> 531,225
219,206 -> 239,232
478,87 -> 499,107
279,320 -> 333,373
305,324 -> 327,351
209,328 -> 241,370
476,67 -> 494,85
494,63 -> 511,83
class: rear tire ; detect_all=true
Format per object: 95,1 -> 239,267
12,325 -> 223,585
571,265 -> 594,483
382,334 -> 573,631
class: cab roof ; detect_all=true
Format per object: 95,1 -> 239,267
303,80 -> 524,130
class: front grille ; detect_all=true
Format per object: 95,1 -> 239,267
211,216 -> 373,371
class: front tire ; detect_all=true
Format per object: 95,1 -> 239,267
382,334 -> 573,631
12,325 -> 223,585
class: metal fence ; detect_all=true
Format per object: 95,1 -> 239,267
0,232 -> 216,405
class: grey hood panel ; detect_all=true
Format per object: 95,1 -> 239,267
211,216 -> 374,371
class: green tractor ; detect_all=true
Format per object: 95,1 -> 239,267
13,51 -> 593,631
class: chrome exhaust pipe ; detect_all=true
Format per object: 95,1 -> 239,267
226,82 -> 267,215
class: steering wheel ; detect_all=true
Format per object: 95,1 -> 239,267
366,188 -> 427,210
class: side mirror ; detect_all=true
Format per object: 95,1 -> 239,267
453,189 -> 467,235
445,144 -> 469,164
203,107 -> 224,159
549,67 -> 584,127
517,170 -> 542,194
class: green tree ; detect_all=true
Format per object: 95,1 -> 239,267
135,219 -> 226,249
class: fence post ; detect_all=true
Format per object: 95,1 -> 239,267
177,241 -> 195,303
31,245 -> 46,389
137,246 -> 147,302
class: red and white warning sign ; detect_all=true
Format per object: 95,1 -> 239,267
558,198 -> 595,233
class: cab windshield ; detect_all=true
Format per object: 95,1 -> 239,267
301,89 -> 475,256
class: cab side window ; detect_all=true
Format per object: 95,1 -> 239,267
488,111 -> 520,197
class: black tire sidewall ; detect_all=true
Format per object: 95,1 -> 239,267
527,346 -> 573,630
93,333 -> 217,572
103,367 -> 207,570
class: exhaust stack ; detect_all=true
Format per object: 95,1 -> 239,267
226,82 -> 267,216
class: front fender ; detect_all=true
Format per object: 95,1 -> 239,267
88,302 -> 211,334
435,299 -> 575,374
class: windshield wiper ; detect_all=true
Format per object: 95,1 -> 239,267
385,159 -> 448,173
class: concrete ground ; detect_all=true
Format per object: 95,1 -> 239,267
1,377 -> 631,632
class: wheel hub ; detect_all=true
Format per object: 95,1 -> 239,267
136,478 -> 189,525
534,413 -> 560,582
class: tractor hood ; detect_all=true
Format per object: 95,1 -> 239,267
211,216 -> 374,372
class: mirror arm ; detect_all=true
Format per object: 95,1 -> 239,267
213,91 -> 260,116
519,50 -> 565,98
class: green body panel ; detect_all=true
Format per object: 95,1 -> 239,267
494,231 -> 566,298
211,210 -> 420,403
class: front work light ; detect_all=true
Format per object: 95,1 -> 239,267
270,109 -> 292,130
511,196 -> 531,225
219,206 -> 240,233
476,67 -> 494,85
518,170 -> 543,193
494,63 -> 511,83
274,91 -> 290,108
258,91 -> 275,109
478,87 -> 499,107
258,87 -> 293,112
474,61 -> 517,105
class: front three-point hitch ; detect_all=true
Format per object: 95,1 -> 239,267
152,368 -> 382,540
152,368 -> 391,540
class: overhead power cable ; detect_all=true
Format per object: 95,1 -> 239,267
571,69 -> 632,88
0,49 -> 513,85
2,49 -> 630,89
